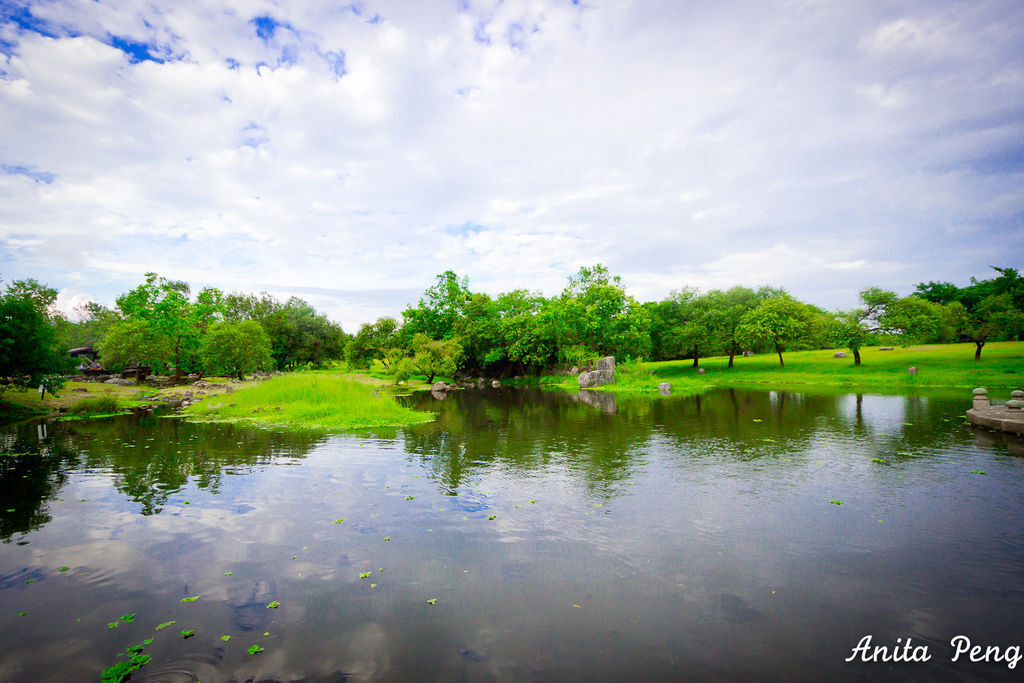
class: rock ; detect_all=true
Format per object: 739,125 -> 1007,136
1011,390 -> 1024,400
225,386 -> 234,393
879,346 -> 894,351
697,368 -> 706,375
569,366 -> 579,375
104,378 -> 134,386
658,382 -> 671,396
972,388 -> 988,395
833,352 -> 848,358
907,366 -> 918,375
491,379 -> 501,388
578,369 -> 614,388
431,382 -> 448,392
274,406 -> 283,411
596,356 -> 615,373
252,406 -> 263,413
430,389 -> 447,401
166,399 -> 184,409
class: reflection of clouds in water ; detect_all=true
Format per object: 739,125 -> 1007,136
835,394 -> 908,434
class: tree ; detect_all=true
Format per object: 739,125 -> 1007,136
346,317 -> 400,370
200,321 -> 273,379
393,334 -> 462,384
553,265 -> 651,361
402,270 -> 471,341
832,288 -> 939,365
97,318 -> 171,375
737,294 -> 811,368
947,294 -> 1024,360
716,286 -> 762,367
0,293 -> 65,394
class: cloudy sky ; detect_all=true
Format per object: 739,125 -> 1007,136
1,0 -> 1022,331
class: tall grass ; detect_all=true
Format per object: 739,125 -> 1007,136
183,374 -> 435,431
67,396 -> 122,415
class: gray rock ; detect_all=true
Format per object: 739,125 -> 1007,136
658,382 -> 671,395
833,352 -> 848,358
596,356 -> 615,373
578,369 -> 614,388
431,382 -> 448,392
697,368 -> 706,375
491,379 -> 501,388
104,378 -> 134,386
907,366 -> 918,375
569,366 -> 579,375
430,389 -> 447,401
879,346 -> 894,351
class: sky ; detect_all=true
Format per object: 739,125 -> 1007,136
0,0 -> 1022,332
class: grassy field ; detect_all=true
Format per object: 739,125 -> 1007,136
181,373 -> 435,431
553,342 -> 1024,396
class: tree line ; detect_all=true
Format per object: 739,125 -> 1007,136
1,266 -> 1022,394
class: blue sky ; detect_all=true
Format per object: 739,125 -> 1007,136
0,0 -> 1022,330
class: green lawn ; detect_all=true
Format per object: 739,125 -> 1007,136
182,373 -> 435,432
561,342 -> 1024,396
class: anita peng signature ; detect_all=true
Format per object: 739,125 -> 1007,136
846,635 -> 1022,669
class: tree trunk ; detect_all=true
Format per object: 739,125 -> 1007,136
775,342 -> 785,368
853,348 -> 861,366
427,372 -> 435,384
728,351 -> 735,368
975,341 -> 984,361
692,344 -> 699,368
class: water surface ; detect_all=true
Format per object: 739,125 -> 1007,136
1,388 -> 1022,681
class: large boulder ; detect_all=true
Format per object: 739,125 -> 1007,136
578,369 -> 614,388
431,382 -> 448,392
833,352 -> 848,358
658,382 -> 671,396
596,356 -> 615,373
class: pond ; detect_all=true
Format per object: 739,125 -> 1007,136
1,387 -> 1022,681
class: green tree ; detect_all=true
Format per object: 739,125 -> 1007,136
96,318 -> 171,376
346,317 -> 400,370
0,292 -> 65,394
737,294 -> 811,368
947,294 -> 1024,360
200,321 -> 273,379
402,270 -> 471,341
553,265 -> 651,361
393,334 -> 462,384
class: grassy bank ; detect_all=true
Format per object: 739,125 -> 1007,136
182,373 -> 435,431
556,342 -> 1024,396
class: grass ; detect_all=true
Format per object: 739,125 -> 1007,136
182,373 -> 435,431
66,396 -> 122,416
557,342 -> 1024,396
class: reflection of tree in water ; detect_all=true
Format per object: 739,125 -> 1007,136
0,413 -> 326,534
403,389 -> 654,496
0,424 -> 79,543
66,415 -> 326,515
403,387 -> 974,495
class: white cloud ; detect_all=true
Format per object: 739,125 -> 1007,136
0,0 -> 1022,331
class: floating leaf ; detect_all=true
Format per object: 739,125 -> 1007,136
25,578 -> 34,584
155,621 -> 176,631
16,611 -> 26,616
829,499 -> 844,505
181,629 -> 195,638
248,644 -> 264,655
266,601 -> 280,609
370,583 -> 377,588
970,470 -> 988,475
427,598 -> 437,605
405,496 -> 415,500
119,613 -> 135,623
334,518 -> 346,524
752,418 -> 763,423
108,622 -> 120,629
359,572 -> 372,579
221,635 -> 232,642
870,458 -> 885,464
59,566 -> 70,572
224,571 -> 232,576
384,536 -> 390,542
180,596 -> 200,603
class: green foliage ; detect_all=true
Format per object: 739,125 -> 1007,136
401,270 -> 470,341
394,334 -> 462,384
97,318 -> 170,372
346,317 -> 399,369
737,294 -> 813,368
200,320 -> 273,379
0,284 -> 68,391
